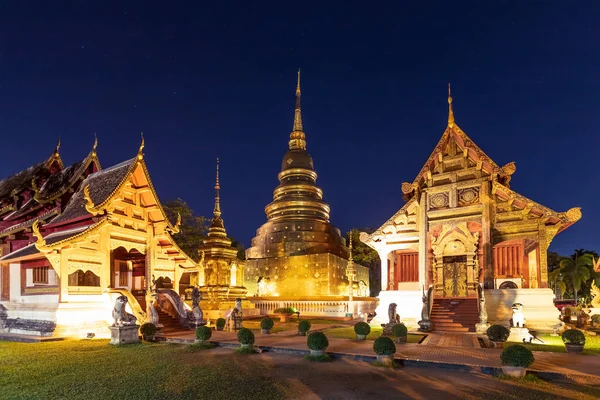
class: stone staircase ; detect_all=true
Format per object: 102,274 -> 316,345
430,298 -> 479,333
156,309 -> 185,334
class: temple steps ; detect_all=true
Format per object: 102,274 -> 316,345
430,298 -> 479,333
156,310 -> 184,333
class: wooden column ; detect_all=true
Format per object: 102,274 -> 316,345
379,250 -> 389,292
418,192 -> 428,286
480,181 -> 494,288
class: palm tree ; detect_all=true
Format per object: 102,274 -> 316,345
559,253 -> 594,304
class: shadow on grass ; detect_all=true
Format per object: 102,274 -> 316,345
304,354 -> 332,362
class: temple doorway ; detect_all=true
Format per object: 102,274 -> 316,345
110,247 -> 147,308
442,255 -> 468,297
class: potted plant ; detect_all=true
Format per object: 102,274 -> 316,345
391,323 -> 408,344
486,324 -> 510,349
373,336 -> 396,366
140,323 -> 157,342
273,307 -> 296,322
298,320 -> 311,336
195,326 -> 212,344
216,318 -> 226,331
562,329 -> 586,353
500,344 -> 534,377
261,317 -> 274,334
354,322 -> 371,340
591,314 -> 600,328
237,327 -> 255,349
307,331 -> 329,356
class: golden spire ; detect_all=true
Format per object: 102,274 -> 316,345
289,69 -> 307,150
137,132 -> 145,160
349,233 -> 353,262
92,133 -> 98,156
214,158 -> 221,216
55,137 -> 61,154
447,83 -> 455,127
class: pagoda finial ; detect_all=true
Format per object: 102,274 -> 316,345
92,133 -> 98,155
137,132 -> 145,160
289,69 -> 307,150
447,83 -> 455,127
214,158 -> 221,216
349,233 -> 353,262
55,137 -> 60,154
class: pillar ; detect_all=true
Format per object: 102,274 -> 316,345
480,181 -> 493,288
417,192 -> 428,286
379,250 -> 389,292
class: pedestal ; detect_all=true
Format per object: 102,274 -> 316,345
475,322 -> 490,335
418,320 -> 433,332
109,325 -> 140,345
507,327 -> 532,343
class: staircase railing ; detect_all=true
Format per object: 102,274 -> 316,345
157,289 -> 190,328
104,288 -> 147,324
427,285 -> 434,317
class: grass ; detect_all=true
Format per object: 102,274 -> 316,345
322,326 -> 423,343
235,346 -> 258,354
186,342 -> 216,351
506,333 -> 600,355
303,354 -> 332,362
241,318 -> 346,334
0,340 -> 291,400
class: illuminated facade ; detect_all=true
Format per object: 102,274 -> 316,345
245,72 -> 370,301
361,87 -> 581,330
0,140 -> 197,337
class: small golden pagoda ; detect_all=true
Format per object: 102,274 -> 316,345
245,71 -> 370,298
196,159 -> 252,317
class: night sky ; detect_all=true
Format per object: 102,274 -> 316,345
0,2 -> 598,255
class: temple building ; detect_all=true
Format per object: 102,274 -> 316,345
187,159 -> 256,319
361,87 -> 581,331
0,139 -> 197,337
245,72 -> 371,313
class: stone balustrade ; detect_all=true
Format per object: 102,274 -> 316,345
250,296 -> 378,317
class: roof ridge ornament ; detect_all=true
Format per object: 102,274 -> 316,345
92,133 -> 98,156
448,83 -> 455,128
289,69 -> 307,150
32,220 -> 49,251
137,132 -> 145,160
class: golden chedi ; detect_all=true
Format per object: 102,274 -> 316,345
245,71 -> 369,298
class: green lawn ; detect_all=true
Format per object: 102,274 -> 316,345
241,318 -> 347,334
322,326 -> 424,343
0,340 -> 292,400
506,333 -> 600,355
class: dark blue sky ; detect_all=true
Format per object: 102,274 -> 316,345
1,2 -> 598,255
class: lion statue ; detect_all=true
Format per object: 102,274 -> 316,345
388,303 -> 400,325
112,295 -> 137,326
188,286 -> 204,326
510,303 -> 526,328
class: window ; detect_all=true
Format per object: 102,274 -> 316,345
119,261 -> 129,286
33,266 -> 49,284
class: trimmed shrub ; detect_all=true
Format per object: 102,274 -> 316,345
391,323 -> 408,337
237,328 -> 255,345
562,329 -> 586,345
486,324 -> 510,342
500,345 -> 534,368
195,326 -> 212,342
354,322 -> 371,336
140,323 -> 157,336
260,317 -> 274,330
298,320 -> 311,333
591,314 -> 600,323
216,318 -> 226,328
307,332 -> 329,351
274,307 -> 296,314
373,336 -> 396,356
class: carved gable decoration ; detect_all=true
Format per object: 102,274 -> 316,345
429,192 -> 449,209
430,222 -> 479,258
458,187 -> 479,206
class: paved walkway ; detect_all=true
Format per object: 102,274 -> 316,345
164,327 -> 600,381
422,332 -> 480,348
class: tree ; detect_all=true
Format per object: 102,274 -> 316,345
163,199 -> 207,262
229,237 -> 246,260
558,253 -> 594,304
345,228 -> 380,296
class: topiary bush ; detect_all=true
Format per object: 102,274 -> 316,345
487,324 -> 510,342
354,322 -> 371,336
500,344 -> 534,368
140,323 -> 157,336
373,336 -> 396,356
562,329 -> 586,345
260,317 -> 274,330
391,323 -> 408,337
195,326 -> 212,342
274,307 -> 296,314
216,318 -> 226,328
307,332 -> 329,351
298,320 -> 311,333
237,327 -> 255,345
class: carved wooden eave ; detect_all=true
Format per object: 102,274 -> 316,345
34,218 -> 109,253
407,123 -> 500,197
361,197 -> 419,248
492,180 -> 581,234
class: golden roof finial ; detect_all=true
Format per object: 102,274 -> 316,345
55,137 -> 61,153
349,233 -> 353,262
214,158 -> 221,216
447,83 -> 455,127
32,220 -> 47,250
289,69 -> 307,150
92,133 -> 98,156
137,132 -> 145,160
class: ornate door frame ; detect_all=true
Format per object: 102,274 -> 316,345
431,222 -> 479,298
